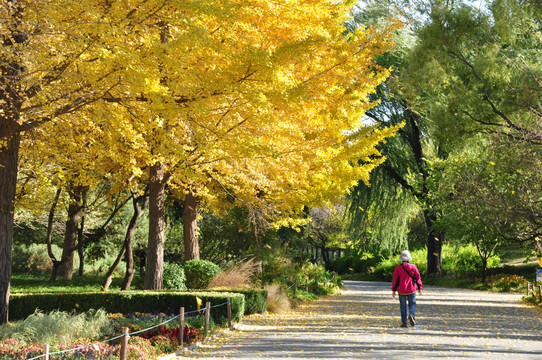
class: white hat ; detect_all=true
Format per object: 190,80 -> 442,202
400,250 -> 412,262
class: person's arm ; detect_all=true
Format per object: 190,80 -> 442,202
391,266 -> 399,298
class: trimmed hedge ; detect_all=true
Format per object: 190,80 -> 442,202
9,291 -> 244,326
210,288 -> 268,314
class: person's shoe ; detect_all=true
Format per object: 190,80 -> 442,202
400,323 -> 408,328
408,315 -> 416,327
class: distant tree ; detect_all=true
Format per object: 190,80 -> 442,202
433,138 -> 541,262
401,0 -> 542,254
305,204 -> 351,270
432,147 -> 506,284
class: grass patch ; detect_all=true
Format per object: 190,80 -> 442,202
0,308 -> 116,344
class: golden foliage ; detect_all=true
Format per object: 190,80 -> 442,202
11,0 -> 403,221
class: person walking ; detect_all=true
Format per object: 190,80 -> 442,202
392,250 -> 422,328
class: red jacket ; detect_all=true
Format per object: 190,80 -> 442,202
392,262 -> 423,295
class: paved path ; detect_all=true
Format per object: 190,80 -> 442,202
180,281 -> 542,359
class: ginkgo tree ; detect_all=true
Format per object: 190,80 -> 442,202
2,0 -> 401,323
101,0 -> 402,289
0,0 -> 139,323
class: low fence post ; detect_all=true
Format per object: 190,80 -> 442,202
44,344 -> 49,360
204,301 -> 211,335
179,307 -> 185,347
293,279 -> 297,297
120,327 -> 129,360
227,297 -> 232,329
305,278 -> 309,292
527,282 -> 531,296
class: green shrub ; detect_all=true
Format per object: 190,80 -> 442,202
295,263 -> 342,295
372,257 -> 399,280
289,289 -> 318,302
163,262 -> 187,290
330,252 -> 381,274
11,243 -> 121,277
373,248 -> 427,280
409,248 -> 428,274
442,244 -> 501,276
258,255 -> 298,285
487,263 -> 538,279
210,288 -> 268,314
11,244 -> 61,275
185,314 -> 217,333
299,263 -> 324,280
522,295 -> 541,306
184,260 -> 221,289
83,254 -> 120,276
486,274 -> 527,292
242,288 -> 268,314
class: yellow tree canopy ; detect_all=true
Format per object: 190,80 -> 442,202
86,0 -> 402,222
5,0 -> 403,294
13,0 -> 402,226
8,0 -> 404,242
0,0 -> 403,317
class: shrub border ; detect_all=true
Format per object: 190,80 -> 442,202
9,291 -> 245,326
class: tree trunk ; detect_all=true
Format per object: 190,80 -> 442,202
46,188 -> 64,283
121,236 -> 135,291
0,127 -> 21,325
122,195 -> 148,290
144,163 -> 166,290
409,112 -> 443,278
321,246 -> 332,271
183,191 -> 200,261
77,215 -> 85,276
0,0 -> 26,325
424,209 -> 443,277
103,239 -> 126,291
46,188 -> 61,259
58,186 -> 86,280
481,257 -> 488,285
103,194 -> 148,291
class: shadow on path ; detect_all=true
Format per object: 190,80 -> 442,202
179,280 -> 542,360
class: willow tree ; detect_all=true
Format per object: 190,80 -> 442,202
346,94 -> 444,274
344,0 -> 445,276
